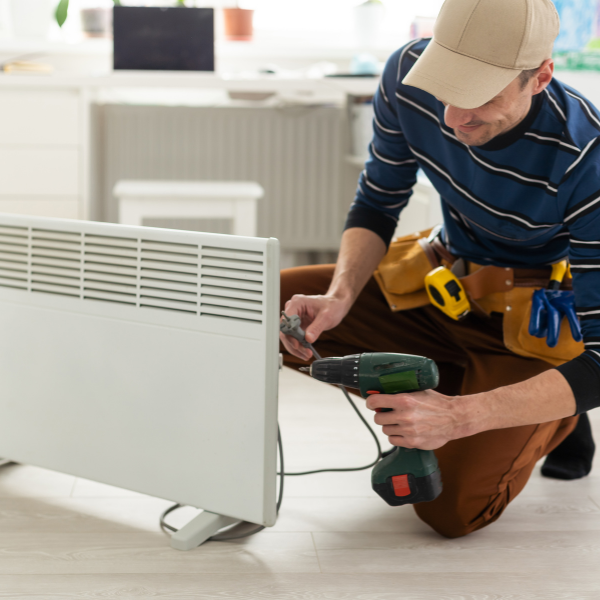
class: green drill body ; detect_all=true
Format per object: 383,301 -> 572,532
308,352 -> 443,506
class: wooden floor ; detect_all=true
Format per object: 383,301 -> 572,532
1,367 -> 599,598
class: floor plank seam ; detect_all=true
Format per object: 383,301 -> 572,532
310,532 -> 323,573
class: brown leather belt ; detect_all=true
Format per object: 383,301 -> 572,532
424,236 -> 572,301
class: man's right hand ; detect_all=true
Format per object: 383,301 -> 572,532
280,294 -> 351,361
280,227 -> 387,362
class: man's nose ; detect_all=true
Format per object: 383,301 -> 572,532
444,104 -> 475,128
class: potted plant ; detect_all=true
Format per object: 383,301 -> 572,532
55,0 -> 120,37
223,2 -> 254,41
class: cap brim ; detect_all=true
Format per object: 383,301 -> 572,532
402,40 -> 521,109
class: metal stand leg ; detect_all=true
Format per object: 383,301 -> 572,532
170,511 -> 239,551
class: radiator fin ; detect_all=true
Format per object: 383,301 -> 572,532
31,229 -> 82,298
0,225 -> 29,290
83,234 -> 137,306
140,240 -> 199,314
200,246 -> 264,323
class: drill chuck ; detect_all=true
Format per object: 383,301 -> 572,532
309,354 -> 361,388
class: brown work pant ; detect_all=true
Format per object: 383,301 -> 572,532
281,265 -> 578,538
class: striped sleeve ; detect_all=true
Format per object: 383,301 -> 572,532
344,45 -> 419,247
556,142 -> 600,411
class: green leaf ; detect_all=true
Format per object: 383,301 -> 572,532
55,0 -> 69,28
113,0 -> 122,5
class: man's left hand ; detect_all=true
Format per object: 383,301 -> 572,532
366,390 -> 464,450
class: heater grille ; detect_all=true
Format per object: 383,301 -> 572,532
0,225 -> 29,291
140,240 -> 199,314
31,229 -> 82,298
0,224 -> 267,323
83,235 -> 138,306
199,246 -> 265,323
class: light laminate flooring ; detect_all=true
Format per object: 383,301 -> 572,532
0,367 -> 599,598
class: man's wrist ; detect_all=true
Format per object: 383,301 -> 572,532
324,287 -> 355,311
449,393 -> 490,440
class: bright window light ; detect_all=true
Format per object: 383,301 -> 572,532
250,0 -> 444,37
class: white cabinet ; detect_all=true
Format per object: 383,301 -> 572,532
0,200 -> 78,218
0,88 -> 83,219
0,148 -> 79,195
0,90 -> 80,146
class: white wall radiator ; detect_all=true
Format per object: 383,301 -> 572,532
0,213 -> 280,549
93,104 -> 353,252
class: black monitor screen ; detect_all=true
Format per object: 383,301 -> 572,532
113,6 -> 214,71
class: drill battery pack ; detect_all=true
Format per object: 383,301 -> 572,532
371,446 -> 443,506
372,469 -> 443,506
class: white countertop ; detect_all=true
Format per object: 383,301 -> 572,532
0,70 -> 381,97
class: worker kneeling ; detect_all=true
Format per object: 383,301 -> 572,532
279,0 -> 598,538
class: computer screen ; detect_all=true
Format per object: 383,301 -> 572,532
113,6 -> 214,71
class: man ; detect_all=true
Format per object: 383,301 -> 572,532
280,0 -> 599,538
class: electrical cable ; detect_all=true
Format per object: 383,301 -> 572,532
282,341 -> 391,476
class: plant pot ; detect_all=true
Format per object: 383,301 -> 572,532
9,0 -> 52,39
81,8 -> 112,38
223,8 -> 253,42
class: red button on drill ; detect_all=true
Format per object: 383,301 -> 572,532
391,474 -> 411,497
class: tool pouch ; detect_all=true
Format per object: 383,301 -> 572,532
374,230 -> 584,366
501,287 -> 584,366
373,229 -> 438,312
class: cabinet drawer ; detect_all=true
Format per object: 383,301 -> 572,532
0,90 -> 80,146
0,199 -> 79,219
0,148 -> 79,196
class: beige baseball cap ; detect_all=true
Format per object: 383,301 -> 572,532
402,0 -> 560,109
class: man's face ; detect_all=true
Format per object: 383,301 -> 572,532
440,76 -> 535,147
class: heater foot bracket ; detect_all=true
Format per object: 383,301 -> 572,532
170,510 -> 239,551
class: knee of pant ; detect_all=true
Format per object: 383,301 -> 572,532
414,503 -> 474,539
413,494 -> 506,539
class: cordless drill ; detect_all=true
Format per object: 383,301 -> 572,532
307,352 -> 443,506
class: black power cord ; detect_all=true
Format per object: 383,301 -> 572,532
159,334 -> 391,542
282,341 -> 389,476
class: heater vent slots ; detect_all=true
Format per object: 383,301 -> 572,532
0,224 -> 268,325
0,225 -> 29,291
83,235 -> 137,306
140,240 -> 199,314
31,229 -> 82,298
200,246 -> 265,323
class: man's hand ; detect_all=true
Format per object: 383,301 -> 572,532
280,294 -> 351,361
280,228 -> 387,362
366,390 -> 464,450
366,369 -> 578,448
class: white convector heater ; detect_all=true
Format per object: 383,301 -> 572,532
0,214 -> 280,549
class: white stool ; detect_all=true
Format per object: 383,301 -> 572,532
113,180 -> 264,237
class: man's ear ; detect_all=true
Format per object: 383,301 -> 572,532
532,59 -> 554,94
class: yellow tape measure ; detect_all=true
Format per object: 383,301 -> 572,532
548,260 -> 568,290
425,266 -> 471,320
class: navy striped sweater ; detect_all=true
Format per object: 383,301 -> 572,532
345,39 -> 600,412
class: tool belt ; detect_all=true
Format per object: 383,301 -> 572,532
373,228 -> 584,366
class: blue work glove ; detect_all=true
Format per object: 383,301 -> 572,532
529,289 -> 582,348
